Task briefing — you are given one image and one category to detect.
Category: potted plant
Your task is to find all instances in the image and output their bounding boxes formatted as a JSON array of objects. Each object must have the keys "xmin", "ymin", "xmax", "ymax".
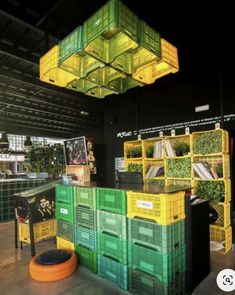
[
  {"xmin": 174, "ymin": 142, "xmax": 190, "ymax": 156},
  {"xmin": 146, "ymin": 145, "xmax": 154, "ymax": 158},
  {"xmin": 133, "ymin": 146, "xmax": 142, "ymax": 158},
  {"xmin": 126, "ymin": 147, "xmax": 133, "ymax": 158}
]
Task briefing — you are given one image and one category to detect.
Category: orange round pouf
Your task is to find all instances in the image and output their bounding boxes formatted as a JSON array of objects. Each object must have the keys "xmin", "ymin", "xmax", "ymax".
[{"xmin": 29, "ymin": 251, "xmax": 77, "ymax": 282}]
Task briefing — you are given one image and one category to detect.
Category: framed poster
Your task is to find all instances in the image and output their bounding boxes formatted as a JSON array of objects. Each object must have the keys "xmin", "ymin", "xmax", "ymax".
[{"xmin": 64, "ymin": 136, "xmax": 87, "ymax": 165}]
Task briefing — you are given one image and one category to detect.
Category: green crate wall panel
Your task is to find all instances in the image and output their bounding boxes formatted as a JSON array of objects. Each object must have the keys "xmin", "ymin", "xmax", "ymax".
[
  {"xmin": 75, "ymin": 245, "xmax": 98, "ymax": 273},
  {"xmin": 97, "ymin": 232, "xmax": 127, "ymax": 264},
  {"xmin": 75, "ymin": 225, "xmax": 97, "ymax": 251},
  {"xmin": 96, "ymin": 188, "xmax": 126, "ymax": 215},
  {"xmin": 129, "ymin": 269, "xmax": 185, "ymax": 295},
  {"xmin": 97, "ymin": 210, "xmax": 127, "ymax": 239},
  {"xmin": 74, "ymin": 186, "xmax": 96, "ymax": 209},
  {"xmin": 98, "ymin": 255, "xmax": 128, "ymax": 290},
  {"xmin": 128, "ymin": 243, "xmax": 186, "ymax": 284},
  {"xmin": 55, "ymin": 202, "xmax": 75, "ymax": 224},
  {"xmin": 128, "ymin": 218, "xmax": 185, "ymax": 253},
  {"xmin": 75, "ymin": 206, "xmax": 96, "ymax": 230},
  {"xmin": 57, "ymin": 219, "xmax": 75, "ymax": 242},
  {"xmin": 56, "ymin": 184, "xmax": 74, "ymax": 204}
]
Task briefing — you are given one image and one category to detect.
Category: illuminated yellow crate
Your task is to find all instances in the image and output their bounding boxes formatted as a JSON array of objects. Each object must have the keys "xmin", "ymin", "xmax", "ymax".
[
  {"xmin": 132, "ymin": 39, "xmax": 179, "ymax": 84},
  {"xmin": 192, "ymin": 129, "xmax": 229, "ymax": 155},
  {"xmin": 127, "ymin": 191, "xmax": 185, "ymax": 225},
  {"xmin": 210, "ymin": 225, "xmax": 232, "ymax": 254},
  {"xmin": 86, "ymin": 66, "xmax": 126, "ymax": 86},
  {"xmin": 192, "ymin": 154, "xmax": 230, "ymax": 179},
  {"xmin": 18, "ymin": 219, "xmax": 56, "ymax": 244},
  {"xmin": 125, "ymin": 159, "xmax": 143, "ymax": 173},
  {"xmin": 142, "ymin": 137, "xmax": 165, "ymax": 159},
  {"xmin": 107, "ymin": 76, "xmax": 143, "ymax": 93},
  {"xmin": 164, "ymin": 134, "xmax": 191, "ymax": 157},
  {"xmin": 66, "ymin": 79, "xmax": 98, "ymax": 93},
  {"xmin": 85, "ymin": 86, "xmax": 116, "ymax": 99},
  {"xmin": 39, "ymin": 45, "xmax": 76, "ymax": 87},
  {"xmin": 56, "ymin": 236, "xmax": 75, "ymax": 251},
  {"xmin": 211, "ymin": 202, "xmax": 231, "ymax": 228},
  {"xmin": 192, "ymin": 179, "xmax": 231, "ymax": 203},
  {"xmin": 124, "ymin": 140, "xmax": 143, "ymax": 160}
]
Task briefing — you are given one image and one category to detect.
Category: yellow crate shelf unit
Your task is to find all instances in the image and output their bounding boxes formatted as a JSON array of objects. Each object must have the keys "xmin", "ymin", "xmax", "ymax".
[
  {"xmin": 191, "ymin": 129, "xmax": 229, "ymax": 155},
  {"xmin": 164, "ymin": 134, "xmax": 191, "ymax": 158},
  {"xmin": 210, "ymin": 202, "xmax": 231, "ymax": 229},
  {"xmin": 192, "ymin": 179, "xmax": 231, "ymax": 204},
  {"xmin": 209, "ymin": 225, "xmax": 232, "ymax": 254},
  {"xmin": 192, "ymin": 154, "xmax": 230, "ymax": 179},
  {"xmin": 18, "ymin": 219, "xmax": 56, "ymax": 244},
  {"xmin": 127, "ymin": 191, "xmax": 185, "ymax": 225},
  {"xmin": 142, "ymin": 137, "xmax": 165, "ymax": 159}
]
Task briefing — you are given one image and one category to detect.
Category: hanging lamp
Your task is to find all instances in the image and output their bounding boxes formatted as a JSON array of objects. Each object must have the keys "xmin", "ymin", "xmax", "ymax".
[{"xmin": 24, "ymin": 135, "xmax": 33, "ymax": 147}]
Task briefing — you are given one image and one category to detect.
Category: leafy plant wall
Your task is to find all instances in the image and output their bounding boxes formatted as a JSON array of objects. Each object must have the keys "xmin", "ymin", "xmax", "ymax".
[{"xmin": 25, "ymin": 143, "xmax": 65, "ymax": 179}]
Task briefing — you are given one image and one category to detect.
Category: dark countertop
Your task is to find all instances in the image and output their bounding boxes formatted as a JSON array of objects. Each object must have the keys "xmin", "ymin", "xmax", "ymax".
[
  {"xmin": 14, "ymin": 181, "xmax": 58, "ymax": 198},
  {"xmin": 70, "ymin": 181, "xmax": 191, "ymax": 194}
]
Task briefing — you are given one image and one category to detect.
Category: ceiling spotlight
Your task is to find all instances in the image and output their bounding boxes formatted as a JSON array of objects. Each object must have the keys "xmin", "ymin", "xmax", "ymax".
[{"xmin": 80, "ymin": 111, "xmax": 89, "ymax": 116}]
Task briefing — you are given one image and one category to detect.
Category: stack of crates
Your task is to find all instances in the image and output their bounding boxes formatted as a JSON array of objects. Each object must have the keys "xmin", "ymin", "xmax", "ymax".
[
  {"xmin": 127, "ymin": 191, "xmax": 186, "ymax": 295},
  {"xmin": 96, "ymin": 188, "xmax": 128, "ymax": 290},
  {"xmin": 74, "ymin": 186, "xmax": 98, "ymax": 273},
  {"xmin": 55, "ymin": 184, "xmax": 75, "ymax": 251}
]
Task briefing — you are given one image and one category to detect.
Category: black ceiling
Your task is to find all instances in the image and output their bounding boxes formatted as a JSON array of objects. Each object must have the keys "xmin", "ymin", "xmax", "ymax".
[{"xmin": 0, "ymin": 0, "xmax": 225, "ymax": 138}]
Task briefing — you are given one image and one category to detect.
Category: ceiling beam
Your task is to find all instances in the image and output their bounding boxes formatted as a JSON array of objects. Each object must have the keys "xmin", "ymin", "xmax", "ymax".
[
  {"xmin": 0, "ymin": 67, "xmax": 103, "ymax": 110},
  {"xmin": 0, "ymin": 41, "xmax": 39, "ymax": 65}
]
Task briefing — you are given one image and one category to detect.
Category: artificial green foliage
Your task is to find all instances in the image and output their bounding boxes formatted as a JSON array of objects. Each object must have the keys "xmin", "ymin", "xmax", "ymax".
[
  {"xmin": 216, "ymin": 162, "xmax": 223, "ymax": 178},
  {"xmin": 146, "ymin": 179, "xmax": 165, "ymax": 186},
  {"xmin": 193, "ymin": 130, "xmax": 222, "ymax": 154},
  {"xmin": 127, "ymin": 163, "xmax": 143, "ymax": 172},
  {"xmin": 132, "ymin": 146, "xmax": 142, "ymax": 157},
  {"xmin": 166, "ymin": 158, "xmax": 191, "ymax": 178},
  {"xmin": 195, "ymin": 180, "xmax": 225, "ymax": 204},
  {"xmin": 174, "ymin": 142, "xmax": 190, "ymax": 156},
  {"xmin": 126, "ymin": 147, "xmax": 133, "ymax": 158},
  {"xmin": 146, "ymin": 145, "xmax": 154, "ymax": 158},
  {"xmin": 26, "ymin": 143, "xmax": 65, "ymax": 179}
]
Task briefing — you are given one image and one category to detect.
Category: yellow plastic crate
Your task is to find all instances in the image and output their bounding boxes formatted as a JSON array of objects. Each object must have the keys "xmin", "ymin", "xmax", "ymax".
[
  {"xmin": 164, "ymin": 134, "xmax": 191, "ymax": 157},
  {"xmin": 66, "ymin": 79, "xmax": 98, "ymax": 93},
  {"xmin": 56, "ymin": 236, "xmax": 75, "ymax": 251},
  {"xmin": 85, "ymin": 86, "xmax": 116, "ymax": 99},
  {"xmin": 125, "ymin": 159, "xmax": 143, "ymax": 173},
  {"xmin": 143, "ymin": 158, "xmax": 165, "ymax": 179},
  {"xmin": 142, "ymin": 137, "xmax": 165, "ymax": 159},
  {"xmin": 124, "ymin": 140, "xmax": 143, "ymax": 159},
  {"xmin": 192, "ymin": 129, "xmax": 229, "ymax": 155},
  {"xmin": 132, "ymin": 39, "xmax": 179, "ymax": 84},
  {"xmin": 192, "ymin": 154, "xmax": 230, "ymax": 179},
  {"xmin": 165, "ymin": 178, "xmax": 192, "ymax": 188},
  {"xmin": 107, "ymin": 76, "xmax": 143, "ymax": 93},
  {"xmin": 192, "ymin": 179, "xmax": 231, "ymax": 203},
  {"xmin": 86, "ymin": 66, "xmax": 126, "ymax": 86},
  {"xmin": 39, "ymin": 45, "xmax": 76, "ymax": 87},
  {"xmin": 127, "ymin": 191, "xmax": 185, "ymax": 225},
  {"xmin": 211, "ymin": 202, "xmax": 231, "ymax": 228},
  {"xmin": 18, "ymin": 219, "xmax": 56, "ymax": 244},
  {"xmin": 210, "ymin": 225, "xmax": 232, "ymax": 254}
]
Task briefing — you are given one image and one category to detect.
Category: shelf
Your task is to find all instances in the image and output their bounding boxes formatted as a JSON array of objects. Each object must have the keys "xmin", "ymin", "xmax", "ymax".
[
  {"xmin": 193, "ymin": 177, "xmax": 226, "ymax": 181},
  {"xmin": 165, "ymin": 155, "xmax": 191, "ymax": 159},
  {"xmin": 143, "ymin": 158, "xmax": 164, "ymax": 161},
  {"xmin": 193, "ymin": 153, "xmax": 227, "ymax": 157},
  {"xmin": 166, "ymin": 177, "xmax": 192, "ymax": 180},
  {"xmin": 144, "ymin": 176, "xmax": 165, "ymax": 180},
  {"xmin": 125, "ymin": 157, "xmax": 143, "ymax": 161}
]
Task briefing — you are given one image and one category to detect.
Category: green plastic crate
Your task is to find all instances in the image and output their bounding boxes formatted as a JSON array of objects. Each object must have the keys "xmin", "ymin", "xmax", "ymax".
[
  {"xmin": 57, "ymin": 219, "xmax": 74, "ymax": 242},
  {"xmin": 129, "ymin": 269, "xmax": 185, "ymax": 295},
  {"xmin": 128, "ymin": 219, "xmax": 185, "ymax": 253},
  {"xmin": 128, "ymin": 243, "xmax": 186, "ymax": 284},
  {"xmin": 56, "ymin": 184, "xmax": 74, "ymax": 204},
  {"xmin": 137, "ymin": 20, "xmax": 161, "ymax": 61},
  {"xmin": 97, "ymin": 232, "xmax": 127, "ymax": 264},
  {"xmin": 75, "ymin": 206, "xmax": 96, "ymax": 230},
  {"xmin": 96, "ymin": 188, "xmax": 126, "ymax": 215},
  {"xmin": 98, "ymin": 255, "xmax": 128, "ymax": 290},
  {"xmin": 55, "ymin": 202, "xmax": 74, "ymax": 224},
  {"xmin": 75, "ymin": 225, "xmax": 97, "ymax": 251},
  {"xmin": 83, "ymin": 0, "xmax": 138, "ymax": 63},
  {"xmin": 59, "ymin": 26, "xmax": 83, "ymax": 63},
  {"xmin": 75, "ymin": 245, "xmax": 97, "ymax": 273},
  {"xmin": 97, "ymin": 210, "xmax": 127, "ymax": 239},
  {"xmin": 74, "ymin": 186, "xmax": 96, "ymax": 209}
]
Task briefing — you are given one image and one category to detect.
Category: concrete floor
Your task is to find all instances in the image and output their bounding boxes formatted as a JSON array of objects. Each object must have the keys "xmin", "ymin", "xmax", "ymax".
[{"xmin": 0, "ymin": 221, "xmax": 234, "ymax": 295}]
